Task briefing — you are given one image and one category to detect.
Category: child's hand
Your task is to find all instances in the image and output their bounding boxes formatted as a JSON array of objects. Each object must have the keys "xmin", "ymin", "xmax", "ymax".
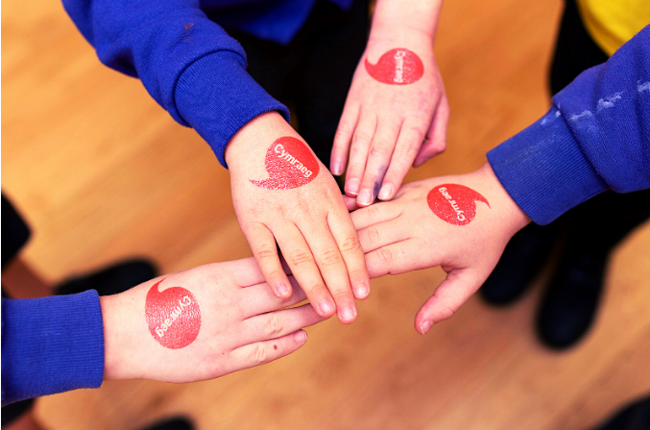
[
  {"xmin": 226, "ymin": 112, "xmax": 370, "ymax": 325},
  {"xmin": 351, "ymin": 164, "xmax": 530, "ymax": 334},
  {"xmin": 101, "ymin": 257, "xmax": 324, "ymax": 383},
  {"xmin": 331, "ymin": 1, "xmax": 448, "ymax": 206}
]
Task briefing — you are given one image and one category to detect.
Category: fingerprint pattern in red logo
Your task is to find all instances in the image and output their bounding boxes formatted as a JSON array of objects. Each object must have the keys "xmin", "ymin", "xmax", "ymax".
[
  {"xmin": 427, "ymin": 184, "xmax": 490, "ymax": 226},
  {"xmin": 365, "ymin": 48, "xmax": 424, "ymax": 85},
  {"xmin": 250, "ymin": 136, "xmax": 320, "ymax": 190},
  {"xmin": 145, "ymin": 279, "xmax": 201, "ymax": 349}
]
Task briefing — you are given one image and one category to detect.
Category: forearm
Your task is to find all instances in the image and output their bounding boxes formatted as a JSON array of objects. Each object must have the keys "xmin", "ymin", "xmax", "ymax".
[
  {"xmin": 488, "ymin": 24, "xmax": 650, "ymax": 225},
  {"xmin": 1, "ymin": 292, "xmax": 105, "ymax": 406}
]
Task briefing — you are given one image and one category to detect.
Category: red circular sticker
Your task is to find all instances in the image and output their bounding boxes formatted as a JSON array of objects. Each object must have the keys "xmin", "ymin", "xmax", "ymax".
[
  {"xmin": 146, "ymin": 279, "xmax": 201, "ymax": 349},
  {"xmin": 250, "ymin": 136, "xmax": 320, "ymax": 190},
  {"xmin": 427, "ymin": 184, "xmax": 490, "ymax": 226},
  {"xmin": 365, "ymin": 48, "xmax": 424, "ymax": 85}
]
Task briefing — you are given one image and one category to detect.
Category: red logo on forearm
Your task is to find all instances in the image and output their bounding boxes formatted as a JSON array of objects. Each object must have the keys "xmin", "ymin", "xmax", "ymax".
[
  {"xmin": 365, "ymin": 48, "xmax": 424, "ymax": 85},
  {"xmin": 145, "ymin": 279, "xmax": 201, "ymax": 349},
  {"xmin": 427, "ymin": 184, "xmax": 490, "ymax": 226},
  {"xmin": 250, "ymin": 136, "xmax": 320, "ymax": 190}
]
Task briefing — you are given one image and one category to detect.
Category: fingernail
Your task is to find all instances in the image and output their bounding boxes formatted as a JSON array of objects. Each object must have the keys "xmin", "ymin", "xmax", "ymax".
[
  {"xmin": 357, "ymin": 189, "xmax": 373, "ymax": 206},
  {"xmin": 339, "ymin": 306, "xmax": 357, "ymax": 323},
  {"xmin": 355, "ymin": 283, "xmax": 369, "ymax": 299},
  {"xmin": 420, "ymin": 320, "xmax": 433, "ymax": 334},
  {"xmin": 277, "ymin": 283, "xmax": 290, "ymax": 298},
  {"xmin": 331, "ymin": 161, "xmax": 343, "ymax": 176},
  {"xmin": 294, "ymin": 330, "xmax": 307, "ymax": 343},
  {"xmin": 319, "ymin": 300, "xmax": 335, "ymax": 315},
  {"xmin": 378, "ymin": 184, "xmax": 393, "ymax": 200},
  {"xmin": 346, "ymin": 178, "xmax": 360, "ymax": 196}
]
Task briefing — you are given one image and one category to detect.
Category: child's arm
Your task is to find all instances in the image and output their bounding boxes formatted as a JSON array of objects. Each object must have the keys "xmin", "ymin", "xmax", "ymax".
[
  {"xmin": 1, "ymin": 258, "xmax": 322, "ymax": 406},
  {"xmin": 62, "ymin": 0, "xmax": 370, "ymax": 324},
  {"xmin": 350, "ymin": 23, "xmax": 650, "ymax": 334},
  {"xmin": 331, "ymin": 0, "xmax": 448, "ymax": 205}
]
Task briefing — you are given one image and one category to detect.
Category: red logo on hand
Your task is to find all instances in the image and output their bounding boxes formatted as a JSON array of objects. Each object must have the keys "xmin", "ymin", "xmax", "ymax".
[
  {"xmin": 427, "ymin": 184, "xmax": 490, "ymax": 226},
  {"xmin": 250, "ymin": 136, "xmax": 320, "ymax": 190},
  {"xmin": 365, "ymin": 48, "xmax": 424, "ymax": 85},
  {"xmin": 146, "ymin": 279, "xmax": 201, "ymax": 349}
]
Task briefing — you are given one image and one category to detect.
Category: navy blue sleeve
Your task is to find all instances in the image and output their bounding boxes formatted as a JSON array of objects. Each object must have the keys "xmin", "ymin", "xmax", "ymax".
[
  {"xmin": 488, "ymin": 25, "xmax": 650, "ymax": 225},
  {"xmin": 1, "ymin": 291, "xmax": 105, "ymax": 406},
  {"xmin": 62, "ymin": 0, "xmax": 289, "ymax": 167}
]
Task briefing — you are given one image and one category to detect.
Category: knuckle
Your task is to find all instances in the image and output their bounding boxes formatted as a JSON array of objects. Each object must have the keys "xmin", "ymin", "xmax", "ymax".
[
  {"xmin": 335, "ymin": 123, "xmax": 352, "ymax": 140},
  {"xmin": 366, "ymin": 226, "xmax": 381, "ymax": 244},
  {"xmin": 254, "ymin": 245, "xmax": 278, "ymax": 261},
  {"xmin": 251, "ymin": 343, "xmax": 270, "ymax": 365},
  {"xmin": 377, "ymin": 248, "xmax": 394, "ymax": 265},
  {"xmin": 290, "ymin": 251, "xmax": 314, "ymax": 267},
  {"xmin": 369, "ymin": 143, "xmax": 391, "ymax": 158},
  {"xmin": 339, "ymin": 236, "xmax": 361, "ymax": 254},
  {"xmin": 320, "ymin": 249, "xmax": 342, "ymax": 268},
  {"xmin": 353, "ymin": 130, "xmax": 372, "ymax": 146},
  {"xmin": 264, "ymin": 314, "xmax": 284, "ymax": 337}
]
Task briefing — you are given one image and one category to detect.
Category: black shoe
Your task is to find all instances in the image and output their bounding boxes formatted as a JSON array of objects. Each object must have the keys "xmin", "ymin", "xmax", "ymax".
[
  {"xmin": 593, "ymin": 395, "xmax": 650, "ymax": 430},
  {"xmin": 55, "ymin": 259, "xmax": 157, "ymax": 296},
  {"xmin": 479, "ymin": 222, "xmax": 559, "ymax": 306},
  {"xmin": 141, "ymin": 417, "xmax": 194, "ymax": 430},
  {"xmin": 536, "ymin": 241, "xmax": 608, "ymax": 350}
]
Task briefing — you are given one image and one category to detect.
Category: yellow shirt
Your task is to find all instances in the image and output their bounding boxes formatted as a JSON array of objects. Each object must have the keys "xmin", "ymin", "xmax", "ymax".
[{"xmin": 576, "ymin": 0, "xmax": 650, "ymax": 56}]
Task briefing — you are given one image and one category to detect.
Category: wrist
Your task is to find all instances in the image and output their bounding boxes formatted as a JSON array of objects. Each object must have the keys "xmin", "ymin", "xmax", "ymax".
[
  {"xmin": 369, "ymin": 0, "xmax": 443, "ymax": 42},
  {"xmin": 101, "ymin": 293, "xmax": 139, "ymax": 380},
  {"xmin": 477, "ymin": 162, "xmax": 531, "ymax": 235},
  {"xmin": 224, "ymin": 111, "xmax": 295, "ymax": 169}
]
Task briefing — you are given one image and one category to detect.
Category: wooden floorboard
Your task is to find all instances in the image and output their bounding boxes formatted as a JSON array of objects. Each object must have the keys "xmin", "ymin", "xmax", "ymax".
[{"xmin": 3, "ymin": 0, "xmax": 650, "ymax": 429}]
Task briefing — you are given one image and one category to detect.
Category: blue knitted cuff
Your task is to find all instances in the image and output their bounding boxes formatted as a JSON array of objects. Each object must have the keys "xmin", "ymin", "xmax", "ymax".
[
  {"xmin": 175, "ymin": 51, "xmax": 290, "ymax": 167},
  {"xmin": 1, "ymin": 291, "xmax": 105, "ymax": 405},
  {"xmin": 487, "ymin": 106, "xmax": 608, "ymax": 225}
]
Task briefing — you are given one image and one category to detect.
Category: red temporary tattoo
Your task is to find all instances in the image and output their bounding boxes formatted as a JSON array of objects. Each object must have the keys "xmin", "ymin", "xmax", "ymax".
[
  {"xmin": 146, "ymin": 279, "xmax": 201, "ymax": 349},
  {"xmin": 250, "ymin": 136, "xmax": 319, "ymax": 190},
  {"xmin": 365, "ymin": 48, "xmax": 424, "ymax": 85},
  {"xmin": 427, "ymin": 184, "xmax": 490, "ymax": 226}
]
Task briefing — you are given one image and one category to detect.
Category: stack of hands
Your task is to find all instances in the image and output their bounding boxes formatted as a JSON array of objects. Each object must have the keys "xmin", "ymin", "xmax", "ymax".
[{"xmin": 100, "ymin": 0, "xmax": 530, "ymax": 386}]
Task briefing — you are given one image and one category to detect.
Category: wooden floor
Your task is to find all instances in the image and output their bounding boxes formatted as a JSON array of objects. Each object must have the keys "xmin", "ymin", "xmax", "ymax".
[{"xmin": 3, "ymin": 0, "xmax": 650, "ymax": 429}]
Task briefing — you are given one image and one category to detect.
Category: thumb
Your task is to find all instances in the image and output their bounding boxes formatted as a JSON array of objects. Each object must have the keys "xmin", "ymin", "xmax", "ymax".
[{"xmin": 414, "ymin": 267, "xmax": 482, "ymax": 334}]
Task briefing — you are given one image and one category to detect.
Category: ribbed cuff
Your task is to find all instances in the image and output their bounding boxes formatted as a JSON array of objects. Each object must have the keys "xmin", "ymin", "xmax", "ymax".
[
  {"xmin": 174, "ymin": 51, "xmax": 290, "ymax": 167},
  {"xmin": 487, "ymin": 106, "xmax": 608, "ymax": 225},
  {"xmin": 1, "ymin": 291, "xmax": 105, "ymax": 406}
]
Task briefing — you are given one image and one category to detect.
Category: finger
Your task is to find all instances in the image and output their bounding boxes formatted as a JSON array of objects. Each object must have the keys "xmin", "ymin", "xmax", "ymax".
[
  {"xmin": 226, "ymin": 329, "xmax": 309, "ymax": 374},
  {"xmin": 302, "ymin": 221, "xmax": 358, "ymax": 324},
  {"xmin": 350, "ymin": 200, "xmax": 402, "ymax": 230},
  {"xmin": 344, "ymin": 194, "xmax": 360, "ymax": 211},
  {"xmin": 377, "ymin": 117, "xmax": 427, "ymax": 201},
  {"xmin": 414, "ymin": 268, "xmax": 482, "ymax": 334},
  {"xmin": 356, "ymin": 120, "xmax": 400, "ymax": 207},
  {"xmin": 242, "ymin": 303, "xmax": 323, "ymax": 343},
  {"xmin": 327, "ymin": 209, "xmax": 370, "ymax": 300},
  {"xmin": 364, "ymin": 239, "xmax": 430, "ymax": 279},
  {"xmin": 414, "ymin": 95, "xmax": 449, "ymax": 167},
  {"xmin": 344, "ymin": 112, "xmax": 377, "ymax": 197},
  {"xmin": 357, "ymin": 217, "xmax": 410, "ymax": 254},
  {"xmin": 231, "ymin": 257, "xmax": 267, "ymax": 287},
  {"xmin": 276, "ymin": 223, "xmax": 336, "ymax": 318},
  {"xmin": 245, "ymin": 222, "xmax": 292, "ymax": 299},
  {"xmin": 239, "ymin": 277, "xmax": 308, "ymax": 317},
  {"xmin": 331, "ymin": 102, "xmax": 360, "ymax": 176}
]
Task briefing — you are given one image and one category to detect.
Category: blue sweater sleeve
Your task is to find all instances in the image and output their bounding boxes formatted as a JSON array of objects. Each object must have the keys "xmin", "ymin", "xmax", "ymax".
[
  {"xmin": 1, "ymin": 291, "xmax": 105, "ymax": 406},
  {"xmin": 487, "ymin": 25, "xmax": 650, "ymax": 225},
  {"xmin": 62, "ymin": 0, "xmax": 289, "ymax": 167}
]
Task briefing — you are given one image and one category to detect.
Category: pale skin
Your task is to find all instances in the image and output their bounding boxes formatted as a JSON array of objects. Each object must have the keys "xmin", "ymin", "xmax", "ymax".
[
  {"xmin": 102, "ymin": 257, "xmax": 324, "ymax": 382},
  {"xmin": 350, "ymin": 163, "xmax": 530, "ymax": 334},
  {"xmin": 332, "ymin": 0, "xmax": 449, "ymax": 206},
  {"xmin": 225, "ymin": 112, "xmax": 370, "ymax": 325}
]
